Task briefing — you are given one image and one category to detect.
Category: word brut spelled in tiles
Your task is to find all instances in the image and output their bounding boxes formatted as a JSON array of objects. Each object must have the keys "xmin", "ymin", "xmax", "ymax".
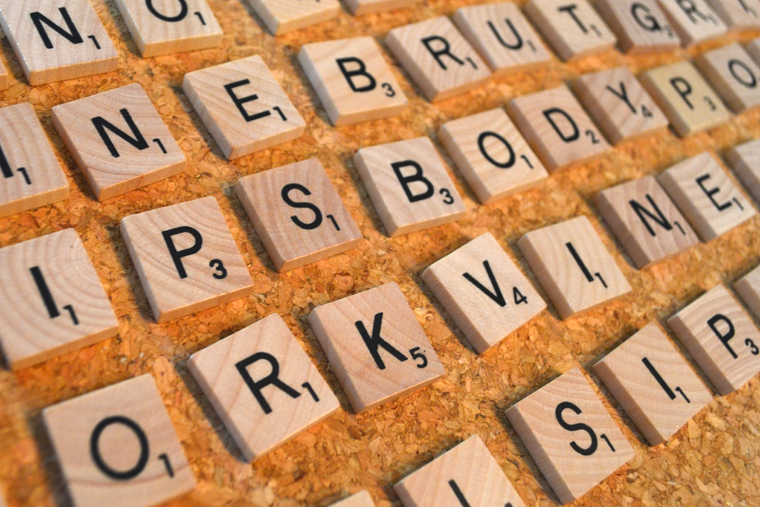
[
  {"xmin": 188, "ymin": 314, "xmax": 340, "ymax": 462},
  {"xmin": 120, "ymin": 196, "xmax": 254, "ymax": 322},
  {"xmin": 695, "ymin": 43, "xmax": 760, "ymax": 113},
  {"xmin": 42, "ymin": 375, "xmax": 196, "ymax": 507},
  {"xmin": 656, "ymin": 0, "xmax": 727, "ymax": 46},
  {"xmin": 0, "ymin": 0, "xmax": 119, "ymax": 85},
  {"xmin": 706, "ymin": 0, "xmax": 760, "ymax": 29},
  {"xmin": 308, "ymin": 283, "xmax": 445, "ymax": 413},
  {"xmin": 735, "ymin": 264, "xmax": 760, "ymax": 320},
  {"xmin": 596, "ymin": 0, "xmax": 680, "ymax": 53},
  {"xmin": 726, "ymin": 138, "xmax": 760, "ymax": 203},
  {"xmin": 343, "ymin": 0, "xmax": 415, "ymax": 15},
  {"xmin": 243, "ymin": 0, "xmax": 340, "ymax": 35}
]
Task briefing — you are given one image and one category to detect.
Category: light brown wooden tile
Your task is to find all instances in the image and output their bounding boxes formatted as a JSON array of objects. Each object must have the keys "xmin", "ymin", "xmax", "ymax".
[
  {"xmin": 308, "ymin": 282, "xmax": 445, "ymax": 413},
  {"xmin": 120, "ymin": 196, "xmax": 254, "ymax": 323},
  {"xmin": 113, "ymin": 0, "xmax": 222, "ymax": 57},
  {"xmin": 187, "ymin": 313, "xmax": 341, "ymax": 462},
  {"xmin": 640, "ymin": 60, "xmax": 730, "ymax": 137},
  {"xmin": 329, "ymin": 491, "xmax": 376, "ymax": 507},
  {"xmin": 747, "ymin": 36, "xmax": 760, "ymax": 64},
  {"xmin": 596, "ymin": 175, "xmax": 700, "ymax": 268},
  {"xmin": 593, "ymin": 322, "xmax": 713, "ymax": 445},
  {"xmin": 656, "ymin": 0, "xmax": 727, "ymax": 46},
  {"xmin": 726, "ymin": 138, "xmax": 760, "ymax": 203},
  {"xmin": 385, "ymin": 16, "xmax": 491, "ymax": 102},
  {"xmin": 342, "ymin": 0, "xmax": 415, "ymax": 15},
  {"xmin": 235, "ymin": 158, "xmax": 363, "ymax": 272},
  {"xmin": 42, "ymin": 375, "xmax": 195, "ymax": 507},
  {"xmin": 507, "ymin": 85, "xmax": 611, "ymax": 172},
  {"xmin": 0, "ymin": 229, "xmax": 118, "ymax": 370},
  {"xmin": 695, "ymin": 43, "xmax": 760, "ymax": 114},
  {"xmin": 353, "ymin": 137, "xmax": 466, "ymax": 237},
  {"xmin": 706, "ymin": 0, "xmax": 760, "ymax": 29},
  {"xmin": 52, "ymin": 83, "xmax": 186, "ymax": 201},
  {"xmin": 242, "ymin": 0, "xmax": 339, "ymax": 35},
  {"xmin": 0, "ymin": 103, "xmax": 69, "ymax": 219},
  {"xmin": 517, "ymin": 215, "xmax": 632, "ymax": 319},
  {"xmin": 668, "ymin": 284, "xmax": 760, "ymax": 395},
  {"xmin": 596, "ymin": 0, "xmax": 681, "ymax": 53},
  {"xmin": 438, "ymin": 107, "xmax": 548, "ymax": 204},
  {"xmin": 394, "ymin": 435, "xmax": 528, "ymax": 507},
  {"xmin": 182, "ymin": 55, "xmax": 305, "ymax": 160},
  {"xmin": 658, "ymin": 151, "xmax": 756, "ymax": 241},
  {"xmin": 506, "ymin": 368, "xmax": 635, "ymax": 505},
  {"xmin": 0, "ymin": 0, "xmax": 119, "ymax": 85},
  {"xmin": 298, "ymin": 37, "xmax": 408, "ymax": 126},
  {"xmin": 735, "ymin": 264, "xmax": 760, "ymax": 320},
  {"xmin": 422, "ymin": 232, "xmax": 546, "ymax": 354}
]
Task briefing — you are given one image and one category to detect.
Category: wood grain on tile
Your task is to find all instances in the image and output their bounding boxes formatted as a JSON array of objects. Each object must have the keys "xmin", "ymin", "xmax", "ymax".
[
  {"xmin": 596, "ymin": 0, "xmax": 680, "ymax": 53},
  {"xmin": 726, "ymin": 138, "xmax": 760, "ymax": 204},
  {"xmin": 243, "ymin": 0, "xmax": 340, "ymax": 35},
  {"xmin": 656, "ymin": 0, "xmax": 727, "ymax": 46}
]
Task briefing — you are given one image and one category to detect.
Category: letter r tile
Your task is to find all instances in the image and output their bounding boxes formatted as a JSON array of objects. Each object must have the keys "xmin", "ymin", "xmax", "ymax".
[{"xmin": 308, "ymin": 283, "xmax": 445, "ymax": 413}]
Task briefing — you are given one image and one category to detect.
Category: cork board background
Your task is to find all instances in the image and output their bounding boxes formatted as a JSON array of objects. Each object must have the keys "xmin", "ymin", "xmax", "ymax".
[{"xmin": 0, "ymin": 1, "xmax": 759, "ymax": 506}]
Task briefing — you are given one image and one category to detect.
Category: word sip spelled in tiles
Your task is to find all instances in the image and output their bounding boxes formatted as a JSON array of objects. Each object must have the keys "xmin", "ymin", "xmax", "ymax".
[
  {"xmin": 329, "ymin": 491, "xmax": 376, "ymax": 507},
  {"xmin": 727, "ymin": 138, "xmax": 760, "ymax": 204},
  {"xmin": 695, "ymin": 43, "xmax": 760, "ymax": 113},
  {"xmin": 42, "ymin": 375, "xmax": 195, "ymax": 507},
  {"xmin": 706, "ymin": 0, "xmax": 760, "ymax": 29},
  {"xmin": 188, "ymin": 314, "xmax": 340, "ymax": 462},
  {"xmin": 308, "ymin": 283, "xmax": 445, "ymax": 413},
  {"xmin": 657, "ymin": 0, "xmax": 727, "ymax": 46},
  {"xmin": 735, "ymin": 264, "xmax": 760, "ymax": 320},
  {"xmin": 243, "ymin": 0, "xmax": 340, "ymax": 35},
  {"xmin": 595, "ymin": 0, "xmax": 680, "ymax": 53}
]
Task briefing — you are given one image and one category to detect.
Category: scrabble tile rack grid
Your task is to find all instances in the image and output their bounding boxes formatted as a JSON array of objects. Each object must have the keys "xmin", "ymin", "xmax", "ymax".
[{"xmin": 0, "ymin": 1, "xmax": 759, "ymax": 506}]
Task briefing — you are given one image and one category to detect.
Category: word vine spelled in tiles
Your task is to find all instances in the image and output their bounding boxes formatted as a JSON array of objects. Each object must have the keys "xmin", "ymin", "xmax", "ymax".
[
  {"xmin": 188, "ymin": 314, "xmax": 340, "ymax": 462},
  {"xmin": 706, "ymin": 0, "xmax": 760, "ymax": 29},
  {"xmin": 0, "ymin": 0, "xmax": 118, "ymax": 85},
  {"xmin": 593, "ymin": 322, "xmax": 713, "ymax": 445},
  {"xmin": 120, "ymin": 196, "xmax": 254, "ymax": 322},
  {"xmin": 518, "ymin": 215, "xmax": 632, "ymax": 319},
  {"xmin": 385, "ymin": 16, "xmax": 491, "ymax": 102},
  {"xmin": 298, "ymin": 37, "xmax": 408, "ymax": 127},
  {"xmin": 308, "ymin": 283, "xmax": 445, "ymax": 413},
  {"xmin": 596, "ymin": 0, "xmax": 680, "ymax": 53},
  {"xmin": 668, "ymin": 285, "xmax": 760, "ymax": 395},
  {"xmin": 329, "ymin": 491, "xmax": 376, "ymax": 507},
  {"xmin": 42, "ymin": 375, "xmax": 195, "ymax": 507},
  {"xmin": 727, "ymin": 138, "xmax": 760, "ymax": 203},
  {"xmin": 695, "ymin": 43, "xmax": 760, "ymax": 114},
  {"xmin": 656, "ymin": 0, "xmax": 727, "ymax": 46},
  {"xmin": 735, "ymin": 264, "xmax": 760, "ymax": 319},
  {"xmin": 243, "ymin": 0, "xmax": 339, "ymax": 35},
  {"xmin": 235, "ymin": 158, "xmax": 363, "ymax": 272},
  {"xmin": 0, "ymin": 229, "xmax": 118, "ymax": 370},
  {"xmin": 52, "ymin": 83, "xmax": 187, "ymax": 201},
  {"xmin": 394, "ymin": 435, "xmax": 527, "ymax": 507},
  {"xmin": 182, "ymin": 55, "xmax": 305, "ymax": 160},
  {"xmin": 506, "ymin": 368, "xmax": 635, "ymax": 504}
]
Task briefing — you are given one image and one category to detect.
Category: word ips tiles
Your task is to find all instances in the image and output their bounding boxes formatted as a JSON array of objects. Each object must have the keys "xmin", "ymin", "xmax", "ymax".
[
  {"xmin": 595, "ymin": 0, "xmax": 680, "ymax": 53},
  {"xmin": 243, "ymin": 0, "xmax": 339, "ymax": 35},
  {"xmin": 657, "ymin": 0, "xmax": 727, "ymax": 46}
]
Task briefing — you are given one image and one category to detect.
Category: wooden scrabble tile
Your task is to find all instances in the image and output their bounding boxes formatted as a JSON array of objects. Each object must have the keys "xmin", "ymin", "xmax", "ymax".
[
  {"xmin": 182, "ymin": 55, "xmax": 305, "ymax": 160},
  {"xmin": 421, "ymin": 233, "xmax": 546, "ymax": 354},
  {"xmin": 506, "ymin": 368, "xmax": 635, "ymax": 504},
  {"xmin": 452, "ymin": 2, "xmax": 553, "ymax": 74},
  {"xmin": 438, "ymin": 108, "xmax": 548, "ymax": 204},
  {"xmin": 42, "ymin": 375, "xmax": 195, "ymax": 507},
  {"xmin": 596, "ymin": 0, "xmax": 681, "ymax": 53},
  {"xmin": 668, "ymin": 284, "xmax": 760, "ymax": 395},
  {"xmin": 120, "ymin": 196, "xmax": 254, "ymax": 323},
  {"xmin": 658, "ymin": 152, "xmax": 756, "ymax": 241},
  {"xmin": 735, "ymin": 264, "xmax": 760, "ymax": 319},
  {"xmin": 52, "ymin": 83, "xmax": 186, "ymax": 201},
  {"xmin": 298, "ymin": 37, "xmax": 408, "ymax": 127},
  {"xmin": 329, "ymin": 491, "xmax": 376, "ymax": 507},
  {"xmin": 308, "ymin": 282, "xmax": 445, "ymax": 413},
  {"xmin": 747, "ymin": 36, "xmax": 760, "ymax": 64},
  {"xmin": 706, "ymin": 0, "xmax": 760, "ymax": 29},
  {"xmin": 656, "ymin": 0, "xmax": 727, "ymax": 46},
  {"xmin": 507, "ymin": 85, "xmax": 611, "ymax": 172},
  {"xmin": 0, "ymin": 229, "xmax": 118, "ymax": 370},
  {"xmin": 235, "ymin": 158, "xmax": 362, "ymax": 272},
  {"xmin": 342, "ymin": 0, "xmax": 415, "ymax": 15},
  {"xmin": 595, "ymin": 175, "xmax": 700, "ymax": 268},
  {"xmin": 524, "ymin": 0, "xmax": 617, "ymax": 62},
  {"xmin": 640, "ymin": 61, "xmax": 730, "ymax": 137},
  {"xmin": 0, "ymin": 103, "xmax": 69, "ymax": 219},
  {"xmin": 385, "ymin": 16, "xmax": 491, "ymax": 102},
  {"xmin": 726, "ymin": 138, "xmax": 760, "ymax": 203},
  {"xmin": 242, "ymin": 0, "xmax": 339, "ymax": 35},
  {"xmin": 188, "ymin": 314, "xmax": 340, "ymax": 462},
  {"xmin": 353, "ymin": 137, "xmax": 466, "ymax": 237},
  {"xmin": 517, "ymin": 215, "xmax": 632, "ymax": 319},
  {"xmin": 574, "ymin": 67, "xmax": 669, "ymax": 145},
  {"xmin": 394, "ymin": 435, "xmax": 528, "ymax": 507},
  {"xmin": 593, "ymin": 322, "xmax": 712, "ymax": 445},
  {"xmin": 0, "ymin": 0, "xmax": 119, "ymax": 85},
  {"xmin": 695, "ymin": 43, "xmax": 760, "ymax": 114}
]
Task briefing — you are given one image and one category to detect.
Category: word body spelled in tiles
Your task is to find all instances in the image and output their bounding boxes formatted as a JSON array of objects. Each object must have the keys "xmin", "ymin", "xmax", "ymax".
[
  {"xmin": 726, "ymin": 138, "xmax": 760, "ymax": 203},
  {"xmin": 695, "ymin": 43, "xmax": 760, "ymax": 113},
  {"xmin": 0, "ymin": 0, "xmax": 119, "ymax": 85},
  {"xmin": 298, "ymin": 37, "xmax": 408, "ymax": 127},
  {"xmin": 506, "ymin": 368, "xmax": 635, "ymax": 504},
  {"xmin": 668, "ymin": 285, "xmax": 760, "ymax": 395},
  {"xmin": 308, "ymin": 283, "xmax": 445, "ymax": 413},
  {"xmin": 735, "ymin": 264, "xmax": 760, "ymax": 319},
  {"xmin": 188, "ymin": 314, "xmax": 340, "ymax": 462},
  {"xmin": 120, "ymin": 196, "xmax": 254, "ymax": 322},
  {"xmin": 0, "ymin": 229, "xmax": 118, "ymax": 370},
  {"xmin": 113, "ymin": 0, "xmax": 222, "ymax": 57},
  {"xmin": 394, "ymin": 435, "xmax": 527, "ymax": 507},
  {"xmin": 182, "ymin": 55, "xmax": 305, "ymax": 160},
  {"xmin": 243, "ymin": 0, "xmax": 339, "ymax": 35},
  {"xmin": 52, "ymin": 84, "xmax": 186, "ymax": 201},
  {"xmin": 593, "ymin": 322, "xmax": 712, "ymax": 445},
  {"xmin": 329, "ymin": 491, "xmax": 376, "ymax": 507},
  {"xmin": 385, "ymin": 16, "xmax": 491, "ymax": 102},
  {"xmin": 43, "ymin": 375, "xmax": 195, "ymax": 507},
  {"xmin": 235, "ymin": 158, "xmax": 362, "ymax": 272},
  {"xmin": 706, "ymin": 0, "xmax": 760, "ymax": 29},
  {"xmin": 656, "ymin": 0, "xmax": 727, "ymax": 46},
  {"xmin": 422, "ymin": 233, "xmax": 546, "ymax": 354},
  {"xmin": 596, "ymin": 0, "xmax": 680, "ymax": 53},
  {"xmin": 518, "ymin": 216, "xmax": 632, "ymax": 319},
  {"xmin": 658, "ymin": 152, "xmax": 755, "ymax": 241}
]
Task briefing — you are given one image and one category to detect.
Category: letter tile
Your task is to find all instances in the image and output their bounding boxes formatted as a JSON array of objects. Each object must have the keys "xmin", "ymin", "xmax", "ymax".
[
  {"xmin": 747, "ymin": 36, "xmax": 760, "ymax": 64},
  {"xmin": 706, "ymin": 0, "xmax": 760, "ymax": 29},
  {"xmin": 695, "ymin": 42, "xmax": 760, "ymax": 113},
  {"xmin": 726, "ymin": 138, "xmax": 760, "ymax": 203},
  {"xmin": 735, "ymin": 264, "xmax": 760, "ymax": 320},
  {"xmin": 596, "ymin": 0, "xmax": 681, "ymax": 53},
  {"xmin": 656, "ymin": 0, "xmax": 727, "ymax": 46},
  {"xmin": 242, "ymin": 0, "xmax": 340, "ymax": 35}
]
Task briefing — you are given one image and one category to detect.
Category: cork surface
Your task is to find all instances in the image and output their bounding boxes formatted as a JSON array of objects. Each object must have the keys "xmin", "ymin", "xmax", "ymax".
[{"xmin": 0, "ymin": 1, "xmax": 759, "ymax": 507}]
